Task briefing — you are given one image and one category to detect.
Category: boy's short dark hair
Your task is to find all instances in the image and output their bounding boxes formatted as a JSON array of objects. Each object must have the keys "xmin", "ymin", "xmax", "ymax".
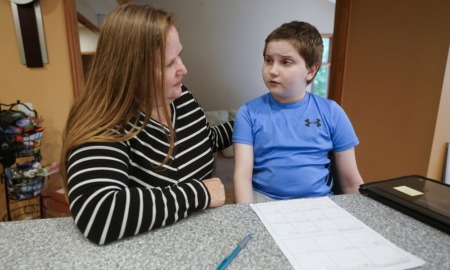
[{"xmin": 263, "ymin": 21, "xmax": 323, "ymax": 83}]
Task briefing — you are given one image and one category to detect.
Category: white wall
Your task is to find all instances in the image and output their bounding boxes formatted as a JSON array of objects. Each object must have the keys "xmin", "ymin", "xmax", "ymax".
[
  {"xmin": 141, "ymin": 0, "xmax": 335, "ymax": 110},
  {"xmin": 79, "ymin": 26, "xmax": 99, "ymax": 54}
]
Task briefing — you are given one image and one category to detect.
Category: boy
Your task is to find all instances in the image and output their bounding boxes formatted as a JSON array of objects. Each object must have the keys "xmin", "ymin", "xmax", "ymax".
[{"xmin": 232, "ymin": 21, "xmax": 363, "ymax": 203}]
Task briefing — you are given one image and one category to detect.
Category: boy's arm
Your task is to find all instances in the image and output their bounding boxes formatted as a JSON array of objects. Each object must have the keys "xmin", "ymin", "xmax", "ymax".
[
  {"xmin": 233, "ymin": 143, "xmax": 254, "ymax": 203},
  {"xmin": 334, "ymin": 147, "xmax": 364, "ymax": 193}
]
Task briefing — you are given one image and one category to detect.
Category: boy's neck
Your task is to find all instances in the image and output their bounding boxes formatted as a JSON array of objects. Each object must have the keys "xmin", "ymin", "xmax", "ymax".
[{"xmin": 271, "ymin": 90, "xmax": 307, "ymax": 104}]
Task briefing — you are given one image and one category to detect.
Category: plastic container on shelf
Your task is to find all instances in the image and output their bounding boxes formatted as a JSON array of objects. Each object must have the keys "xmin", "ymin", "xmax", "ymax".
[
  {"xmin": 6, "ymin": 128, "xmax": 44, "ymax": 158},
  {"xmin": 4, "ymin": 166, "xmax": 45, "ymax": 200},
  {"xmin": 0, "ymin": 100, "xmax": 44, "ymax": 158}
]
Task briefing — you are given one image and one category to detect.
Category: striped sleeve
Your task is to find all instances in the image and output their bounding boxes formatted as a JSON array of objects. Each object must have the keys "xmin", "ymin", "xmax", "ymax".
[
  {"xmin": 180, "ymin": 85, "xmax": 234, "ymax": 153},
  {"xmin": 67, "ymin": 142, "xmax": 211, "ymax": 245},
  {"xmin": 208, "ymin": 121, "xmax": 234, "ymax": 153}
]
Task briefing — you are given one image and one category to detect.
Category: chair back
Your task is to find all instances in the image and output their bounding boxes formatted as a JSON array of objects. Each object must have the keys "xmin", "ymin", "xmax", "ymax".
[{"xmin": 327, "ymin": 152, "xmax": 343, "ymax": 195}]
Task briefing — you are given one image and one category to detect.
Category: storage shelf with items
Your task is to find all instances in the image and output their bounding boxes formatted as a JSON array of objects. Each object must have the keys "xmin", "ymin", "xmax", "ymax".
[{"xmin": 0, "ymin": 100, "xmax": 55, "ymax": 221}]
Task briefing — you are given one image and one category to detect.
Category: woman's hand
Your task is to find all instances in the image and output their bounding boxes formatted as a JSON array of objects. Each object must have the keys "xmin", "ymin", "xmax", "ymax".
[{"xmin": 203, "ymin": 178, "xmax": 225, "ymax": 207}]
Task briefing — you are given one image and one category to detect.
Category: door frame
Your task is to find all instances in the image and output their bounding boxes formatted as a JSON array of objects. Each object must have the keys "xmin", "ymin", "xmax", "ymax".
[{"xmin": 328, "ymin": 0, "xmax": 351, "ymax": 105}]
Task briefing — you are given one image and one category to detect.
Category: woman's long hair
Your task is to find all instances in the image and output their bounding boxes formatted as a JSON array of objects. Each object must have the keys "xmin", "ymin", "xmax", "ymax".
[{"xmin": 60, "ymin": 4, "xmax": 176, "ymax": 191}]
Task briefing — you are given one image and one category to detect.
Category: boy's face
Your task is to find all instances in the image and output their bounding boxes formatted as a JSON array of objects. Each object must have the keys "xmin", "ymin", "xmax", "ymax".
[{"xmin": 262, "ymin": 40, "xmax": 317, "ymax": 103}]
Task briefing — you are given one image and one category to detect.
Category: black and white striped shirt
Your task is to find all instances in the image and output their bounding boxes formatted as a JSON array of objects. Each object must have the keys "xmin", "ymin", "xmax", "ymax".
[{"xmin": 67, "ymin": 86, "xmax": 233, "ymax": 245}]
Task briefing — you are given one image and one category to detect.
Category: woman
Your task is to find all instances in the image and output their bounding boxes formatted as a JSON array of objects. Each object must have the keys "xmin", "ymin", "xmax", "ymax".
[{"xmin": 61, "ymin": 4, "xmax": 233, "ymax": 245}]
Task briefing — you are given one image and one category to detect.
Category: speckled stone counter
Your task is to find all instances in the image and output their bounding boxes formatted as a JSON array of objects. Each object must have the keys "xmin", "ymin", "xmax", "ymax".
[{"xmin": 0, "ymin": 194, "xmax": 449, "ymax": 269}]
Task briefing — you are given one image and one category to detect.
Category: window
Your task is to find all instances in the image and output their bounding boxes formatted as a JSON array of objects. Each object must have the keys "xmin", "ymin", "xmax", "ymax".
[{"xmin": 310, "ymin": 35, "xmax": 332, "ymax": 98}]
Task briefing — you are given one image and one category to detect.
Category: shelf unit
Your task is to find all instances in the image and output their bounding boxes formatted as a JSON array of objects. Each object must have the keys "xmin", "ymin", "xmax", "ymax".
[{"xmin": 0, "ymin": 101, "xmax": 45, "ymax": 221}]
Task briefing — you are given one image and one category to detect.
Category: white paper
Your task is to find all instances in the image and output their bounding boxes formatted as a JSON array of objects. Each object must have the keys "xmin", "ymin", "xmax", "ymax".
[{"xmin": 251, "ymin": 197, "xmax": 425, "ymax": 270}]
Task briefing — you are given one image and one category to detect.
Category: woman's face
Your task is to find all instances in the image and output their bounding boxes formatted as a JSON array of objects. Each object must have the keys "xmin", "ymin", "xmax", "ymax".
[{"xmin": 163, "ymin": 26, "xmax": 187, "ymax": 104}]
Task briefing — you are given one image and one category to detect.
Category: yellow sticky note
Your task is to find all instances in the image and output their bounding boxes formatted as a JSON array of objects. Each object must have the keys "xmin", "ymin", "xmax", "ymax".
[{"xmin": 394, "ymin": 186, "xmax": 424, "ymax": 196}]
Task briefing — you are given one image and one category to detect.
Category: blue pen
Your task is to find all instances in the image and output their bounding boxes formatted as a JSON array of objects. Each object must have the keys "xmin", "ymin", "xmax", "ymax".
[{"xmin": 217, "ymin": 233, "xmax": 252, "ymax": 270}]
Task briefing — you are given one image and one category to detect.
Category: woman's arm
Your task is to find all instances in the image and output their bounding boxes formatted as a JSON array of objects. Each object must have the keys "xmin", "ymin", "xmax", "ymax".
[
  {"xmin": 208, "ymin": 121, "xmax": 234, "ymax": 152},
  {"xmin": 67, "ymin": 142, "xmax": 211, "ymax": 245},
  {"xmin": 334, "ymin": 147, "xmax": 364, "ymax": 193},
  {"xmin": 233, "ymin": 143, "xmax": 254, "ymax": 203},
  {"xmin": 182, "ymin": 86, "xmax": 233, "ymax": 153}
]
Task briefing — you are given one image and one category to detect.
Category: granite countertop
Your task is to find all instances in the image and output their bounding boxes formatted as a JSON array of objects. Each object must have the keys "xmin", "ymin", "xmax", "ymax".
[{"xmin": 0, "ymin": 194, "xmax": 449, "ymax": 269}]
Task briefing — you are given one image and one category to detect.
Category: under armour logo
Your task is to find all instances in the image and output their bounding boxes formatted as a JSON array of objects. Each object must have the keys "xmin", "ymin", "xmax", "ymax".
[{"xmin": 305, "ymin": 118, "xmax": 321, "ymax": 127}]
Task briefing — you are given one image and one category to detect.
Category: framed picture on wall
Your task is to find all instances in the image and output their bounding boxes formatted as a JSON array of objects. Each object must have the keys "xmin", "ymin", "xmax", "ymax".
[{"xmin": 445, "ymin": 142, "xmax": 450, "ymax": 185}]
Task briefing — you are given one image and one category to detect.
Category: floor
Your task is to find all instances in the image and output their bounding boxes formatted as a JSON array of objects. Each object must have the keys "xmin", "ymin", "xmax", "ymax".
[{"xmin": 213, "ymin": 152, "xmax": 235, "ymax": 204}]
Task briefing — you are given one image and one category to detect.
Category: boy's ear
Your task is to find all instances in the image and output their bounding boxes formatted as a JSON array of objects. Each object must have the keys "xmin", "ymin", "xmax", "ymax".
[{"xmin": 306, "ymin": 64, "xmax": 320, "ymax": 81}]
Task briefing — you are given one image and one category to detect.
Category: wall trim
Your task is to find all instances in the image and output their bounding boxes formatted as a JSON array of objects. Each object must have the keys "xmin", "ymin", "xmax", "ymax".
[
  {"xmin": 63, "ymin": 0, "xmax": 84, "ymax": 99},
  {"xmin": 328, "ymin": 0, "xmax": 351, "ymax": 105}
]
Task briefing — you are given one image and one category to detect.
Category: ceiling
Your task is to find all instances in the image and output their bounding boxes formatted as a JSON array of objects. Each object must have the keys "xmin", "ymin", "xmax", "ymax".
[
  {"xmin": 78, "ymin": 0, "xmax": 119, "ymax": 16},
  {"xmin": 77, "ymin": 0, "xmax": 336, "ymax": 26}
]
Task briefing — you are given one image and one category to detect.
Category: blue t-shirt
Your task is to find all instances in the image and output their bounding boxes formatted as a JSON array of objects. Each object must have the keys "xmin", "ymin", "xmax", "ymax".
[{"xmin": 233, "ymin": 92, "xmax": 359, "ymax": 199}]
